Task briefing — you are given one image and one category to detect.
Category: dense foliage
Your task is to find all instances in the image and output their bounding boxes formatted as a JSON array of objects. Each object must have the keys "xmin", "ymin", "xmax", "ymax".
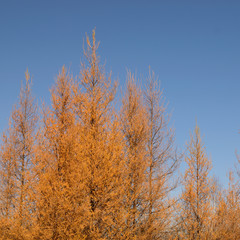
[{"xmin": 0, "ymin": 31, "xmax": 239, "ymax": 240}]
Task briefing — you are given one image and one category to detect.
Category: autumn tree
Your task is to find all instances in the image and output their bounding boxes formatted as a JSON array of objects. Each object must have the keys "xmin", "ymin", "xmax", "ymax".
[
  {"xmin": 212, "ymin": 171, "xmax": 240, "ymax": 239},
  {"xmin": 223, "ymin": 171, "xmax": 240, "ymax": 239},
  {"xmin": 0, "ymin": 70, "xmax": 37, "ymax": 239},
  {"xmin": 0, "ymin": 129, "xmax": 17, "ymax": 239},
  {"xmin": 143, "ymin": 69, "xmax": 177, "ymax": 239},
  {"xmin": 34, "ymin": 67, "xmax": 79, "ymax": 239},
  {"xmin": 2, "ymin": 29, "xmax": 240, "ymax": 240},
  {"xmin": 72, "ymin": 30, "xmax": 124, "ymax": 239},
  {"xmin": 120, "ymin": 73, "xmax": 148, "ymax": 239},
  {"xmin": 179, "ymin": 124, "xmax": 213, "ymax": 240}
]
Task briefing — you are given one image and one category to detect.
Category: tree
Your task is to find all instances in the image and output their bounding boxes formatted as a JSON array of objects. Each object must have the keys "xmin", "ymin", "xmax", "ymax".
[
  {"xmin": 120, "ymin": 73, "xmax": 148, "ymax": 239},
  {"xmin": 0, "ymin": 70, "xmax": 38, "ymax": 238},
  {"xmin": 213, "ymin": 171, "xmax": 240, "ymax": 239},
  {"xmin": 3, "ymin": 30, "xmax": 240, "ymax": 240},
  {"xmin": 0, "ymin": 129, "xmax": 17, "ymax": 238},
  {"xmin": 143, "ymin": 69, "xmax": 178, "ymax": 239},
  {"xmin": 73, "ymin": 30, "xmax": 123, "ymax": 239},
  {"xmin": 34, "ymin": 67, "xmax": 78, "ymax": 239},
  {"xmin": 179, "ymin": 124, "xmax": 213, "ymax": 240}
]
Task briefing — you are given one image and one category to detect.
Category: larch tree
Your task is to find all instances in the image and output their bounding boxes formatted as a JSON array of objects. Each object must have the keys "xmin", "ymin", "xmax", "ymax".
[
  {"xmin": 224, "ymin": 171, "xmax": 240, "ymax": 239},
  {"xmin": 2, "ymin": 29, "xmax": 240, "ymax": 240},
  {"xmin": 34, "ymin": 67, "xmax": 78, "ymax": 239},
  {"xmin": 120, "ymin": 73, "xmax": 148, "ymax": 239},
  {"xmin": 179, "ymin": 124, "xmax": 213, "ymax": 240},
  {"xmin": 213, "ymin": 171, "xmax": 240, "ymax": 239},
  {"xmin": 0, "ymin": 70, "xmax": 38, "ymax": 239},
  {"xmin": 73, "ymin": 30, "xmax": 123, "ymax": 239},
  {"xmin": 143, "ymin": 69, "xmax": 178, "ymax": 239},
  {"xmin": 0, "ymin": 129, "xmax": 17, "ymax": 238}
]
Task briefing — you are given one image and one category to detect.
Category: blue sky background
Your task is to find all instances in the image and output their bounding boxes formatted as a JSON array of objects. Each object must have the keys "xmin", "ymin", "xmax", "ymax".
[{"xmin": 0, "ymin": 0, "xmax": 240, "ymax": 187}]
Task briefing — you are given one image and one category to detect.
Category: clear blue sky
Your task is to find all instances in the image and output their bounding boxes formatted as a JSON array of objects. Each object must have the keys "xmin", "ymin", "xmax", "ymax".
[{"xmin": 1, "ymin": 1, "xmax": 240, "ymax": 186}]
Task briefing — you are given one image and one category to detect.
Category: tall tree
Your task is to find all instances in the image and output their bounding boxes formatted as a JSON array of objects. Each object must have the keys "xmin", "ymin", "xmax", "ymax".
[
  {"xmin": 35, "ymin": 67, "xmax": 78, "ymax": 239},
  {"xmin": 120, "ymin": 73, "xmax": 148, "ymax": 239},
  {"xmin": 0, "ymin": 70, "xmax": 37, "ymax": 238},
  {"xmin": 143, "ymin": 69, "xmax": 177, "ymax": 239},
  {"xmin": 0, "ymin": 129, "xmax": 17, "ymax": 238},
  {"xmin": 179, "ymin": 124, "xmax": 213, "ymax": 240},
  {"xmin": 73, "ymin": 30, "xmax": 123, "ymax": 239}
]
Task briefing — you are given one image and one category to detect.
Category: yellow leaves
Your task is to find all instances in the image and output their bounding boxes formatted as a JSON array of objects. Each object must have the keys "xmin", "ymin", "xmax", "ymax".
[
  {"xmin": 0, "ymin": 32, "xmax": 179, "ymax": 239},
  {"xmin": 1, "ymin": 30, "xmax": 240, "ymax": 239},
  {"xmin": 180, "ymin": 124, "xmax": 214, "ymax": 239},
  {"xmin": 0, "ymin": 70, "xmax": 38, "ymax": 238}
]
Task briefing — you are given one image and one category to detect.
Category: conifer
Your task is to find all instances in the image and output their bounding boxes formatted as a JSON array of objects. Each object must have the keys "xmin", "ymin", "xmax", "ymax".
[{"xmin": 180, "ymin": 124, "xmax": 212, "ymax": 239}]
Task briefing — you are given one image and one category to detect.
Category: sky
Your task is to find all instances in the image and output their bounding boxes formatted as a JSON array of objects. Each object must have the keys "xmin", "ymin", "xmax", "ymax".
[{"xmin": 0, "ymin": 0, "xmax": 240, "ymax": 187}]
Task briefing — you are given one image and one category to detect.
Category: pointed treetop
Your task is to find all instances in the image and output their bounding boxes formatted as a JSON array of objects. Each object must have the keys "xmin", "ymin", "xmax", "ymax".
[
  {"xmin": 25, "ymin": 68, "xmax": 30, "ymax": 83},
  {"xmin": 195, "ymin": 119, "xmax": 200, "ymax": 136}
]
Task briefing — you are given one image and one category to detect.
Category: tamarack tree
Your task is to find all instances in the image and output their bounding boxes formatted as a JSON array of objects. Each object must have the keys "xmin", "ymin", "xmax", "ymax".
[
  {"xmin": 34, "ymin": 67, "xmax": 78, "ymax": 239},
  {"xmin": 0, "ymin": 70, "xmax": 37, "ymax": 239},
  {"xmin": 120, "ymin": 73, "xmax": 148, "ymax": 239},
  {"xmin": 143, "ymin": 70, "xmax": 177, "ymax": 239},
  {"xmin": 2, "ymin": 30, "xmax": 239, "ymax": 240},
  {"xmin": 213, "ymin": 171, "xmax": 240, "ymax": 239},
  {"xmin": 73, "ymin": 30, "xmax": 123, "ymax": 239},
  {"xmin": 179, "ymin": 124, "xmax": 213, "ymax": 240}
]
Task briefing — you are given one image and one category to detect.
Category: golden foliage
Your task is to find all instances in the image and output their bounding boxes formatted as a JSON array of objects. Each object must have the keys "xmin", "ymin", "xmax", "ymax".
[
  {"xmin": 0, "ymin": 30, "xmax": 239, "ymax": 240},
  {"xmin": 179, "ymin": 124, "xmax": 213, "ymax": 240}
]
